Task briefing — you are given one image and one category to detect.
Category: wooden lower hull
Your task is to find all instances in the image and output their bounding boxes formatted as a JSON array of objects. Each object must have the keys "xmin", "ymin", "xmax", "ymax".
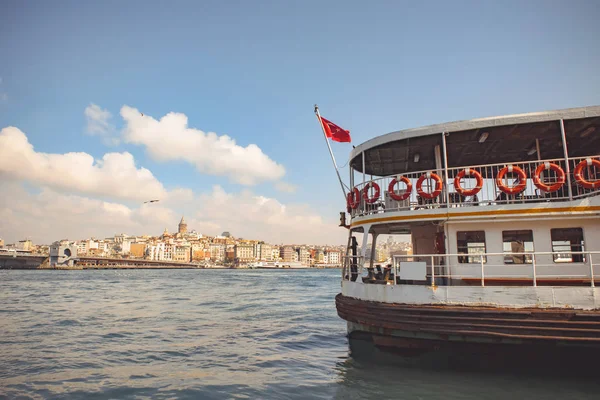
[{"xmin": 336, "ymin": 294, "xmax": 600, "ymax": 350}]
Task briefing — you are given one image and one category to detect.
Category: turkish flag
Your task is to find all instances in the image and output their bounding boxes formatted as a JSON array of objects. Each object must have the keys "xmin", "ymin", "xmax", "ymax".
[{"xmin": 320, "ymin": 117, "xmax": 351, "ymax": 143}]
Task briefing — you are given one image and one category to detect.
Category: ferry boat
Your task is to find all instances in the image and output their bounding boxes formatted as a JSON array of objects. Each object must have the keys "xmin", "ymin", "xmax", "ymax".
[{"xmin": 336, "ymin": 105, "xmax": 600, "ymax": 352}]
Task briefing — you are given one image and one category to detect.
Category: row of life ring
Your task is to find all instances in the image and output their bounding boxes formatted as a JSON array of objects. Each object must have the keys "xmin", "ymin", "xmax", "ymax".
[{"xmin": 346, "ymin": 158, "xmax": 600, "ymax": 210}]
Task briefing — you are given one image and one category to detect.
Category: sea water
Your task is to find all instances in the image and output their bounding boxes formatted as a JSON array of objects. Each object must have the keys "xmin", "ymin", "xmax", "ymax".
[{"xmin": 1, "ymin": 269, "xmax": 598, "ymax": 399}]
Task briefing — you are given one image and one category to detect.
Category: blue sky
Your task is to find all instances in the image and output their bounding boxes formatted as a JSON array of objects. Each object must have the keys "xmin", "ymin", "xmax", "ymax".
[{"xmin": 1, "ymin": 0, "xmax": 599, "ymax": 244}]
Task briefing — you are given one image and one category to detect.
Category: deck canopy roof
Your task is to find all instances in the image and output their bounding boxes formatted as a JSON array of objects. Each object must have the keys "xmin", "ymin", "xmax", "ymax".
[{"xmin": 350, "ymin": 106, "xmax": 600, "ymax": 176}]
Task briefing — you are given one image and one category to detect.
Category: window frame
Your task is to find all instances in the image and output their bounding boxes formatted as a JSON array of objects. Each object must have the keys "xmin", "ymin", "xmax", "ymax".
[
  {"xmin": 456, "ymin": 230, "xmax": 487, "ymax": 264},
  {"xmin": 550, "ymin": 228, "xmax": 586, "ymax": 263},
  {"xmin": 502, "ymin": 230, "xmax": 534, "ymax": 265}
]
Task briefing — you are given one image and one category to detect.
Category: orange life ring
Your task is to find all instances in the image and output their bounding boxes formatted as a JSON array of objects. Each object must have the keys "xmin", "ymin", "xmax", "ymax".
[
  {"xmin": 574, "ymin": 158, "xmax": 600, "ymax": 189},
  {"xmin": 416, "ymin": 172, "xmax": 443, "ymax": 199},
  {"xmin": 454, "ymin": 168, "xmax": 483, "ymax": 197},
  {"xmin": 347, "ymin": 187, "xmax": 361, "ymax": 209},
  {"xmin": 388, "ymin": 176, "xmax": 412, "ymax": 201},
  {"xmin": 533, "ymin": 162, "xmax": 565, "ymax": 193},
  {"xmin": 496, "ymin": 165, "xmax": 527, "ymax": 195},
  {"xmin": 362, "ymin": 181, "xmax": 380, "ymax": 204}
]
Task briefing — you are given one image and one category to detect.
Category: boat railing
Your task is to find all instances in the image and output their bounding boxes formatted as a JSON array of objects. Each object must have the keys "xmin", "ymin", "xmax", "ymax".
[
  {"xmin": 341, "ymin": 255, "xmax": 365, "ymax": 281},
  {"xmin": 350, "ymin": 155, "xmax": 600, "ymax": 217},
  {"xmin": 373, "ymin": 251, "xmax": 600, "ymax": 288}
]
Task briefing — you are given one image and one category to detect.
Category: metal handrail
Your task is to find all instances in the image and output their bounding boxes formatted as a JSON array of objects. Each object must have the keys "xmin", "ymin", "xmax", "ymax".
[
  {"xmin": 349, "ymin": 155, "xmax": 600, "ymax": 217},
  {"xmin": 385, "ymin": 251, "xmax": 599, "ymax": 288},
  {"xmin": 341, "ymin": 255, "xmax": 365, "ymax": 281}
]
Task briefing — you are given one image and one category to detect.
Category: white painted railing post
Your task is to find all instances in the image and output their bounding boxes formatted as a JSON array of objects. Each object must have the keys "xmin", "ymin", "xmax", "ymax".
[
  {"xmin": 430, "ymin": 255, "xmax": 435, "ymax": 287},
  {"xmin": 589, "ymin": 253, "xmax": 595, "ymax": 288},
  {"xmin": 559, "ymin": 119, "xmax": 574, "ymax": 201},
  {"xmin": 531, "ymin": 253, "xmax": 537, "ymax": 287},
  {"xmin": 480, "ymin": 256, "xmax": 485, "ymax": 287}
]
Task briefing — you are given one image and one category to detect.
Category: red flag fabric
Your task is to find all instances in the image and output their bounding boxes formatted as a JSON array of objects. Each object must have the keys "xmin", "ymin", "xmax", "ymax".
[{"xmin": 320, "ymin": 116, "xmax": 351, "ymax": 143}]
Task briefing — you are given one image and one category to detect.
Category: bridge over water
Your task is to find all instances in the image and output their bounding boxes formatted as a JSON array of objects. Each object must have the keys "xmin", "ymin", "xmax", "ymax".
[{"xmin": 0, "ymin": 254, "xmax": 200, "ymax": 269}]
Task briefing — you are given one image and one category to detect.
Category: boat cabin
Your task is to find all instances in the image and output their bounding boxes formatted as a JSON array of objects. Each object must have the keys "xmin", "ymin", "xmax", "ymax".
[{"xmin": 343, "ymin": 106, "xmax": 600, "ymax": 292}]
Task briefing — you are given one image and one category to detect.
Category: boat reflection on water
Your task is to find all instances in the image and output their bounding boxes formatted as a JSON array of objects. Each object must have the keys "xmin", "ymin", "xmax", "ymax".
[{"xmin": 330, "ymin": 337, "xmax": 600, "ymax": 400}]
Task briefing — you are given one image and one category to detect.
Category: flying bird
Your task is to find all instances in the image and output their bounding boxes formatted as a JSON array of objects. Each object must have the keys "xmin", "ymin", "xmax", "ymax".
[{"xmin": 143, "ymin": 199, "xmax": 160, "ymax": 204}]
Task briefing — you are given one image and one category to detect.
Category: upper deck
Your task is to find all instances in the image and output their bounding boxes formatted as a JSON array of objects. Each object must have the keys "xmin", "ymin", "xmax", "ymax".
[{"xmin": 346, "ymin": 106, "xmax": 600, "ymax": 226}]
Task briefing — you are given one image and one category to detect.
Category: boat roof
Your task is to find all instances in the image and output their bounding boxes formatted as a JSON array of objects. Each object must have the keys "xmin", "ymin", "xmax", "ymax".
[{"xmin": 350, "ymin": 105, "xmax": 600, "ymax": 176}]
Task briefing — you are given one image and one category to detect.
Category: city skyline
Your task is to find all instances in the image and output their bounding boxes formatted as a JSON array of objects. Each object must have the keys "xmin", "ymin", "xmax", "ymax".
[{"xmin": 1, "ymin": 1, "xmax": 599, "ymax": 245}]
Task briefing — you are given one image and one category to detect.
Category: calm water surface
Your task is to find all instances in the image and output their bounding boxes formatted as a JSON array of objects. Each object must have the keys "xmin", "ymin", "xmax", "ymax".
[{"xmin": 1, "ymin": 269, "xmax": 599, "ymax": 399}]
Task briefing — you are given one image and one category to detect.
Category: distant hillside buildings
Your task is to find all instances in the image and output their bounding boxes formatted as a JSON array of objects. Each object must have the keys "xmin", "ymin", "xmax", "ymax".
[{"xmin": 1, "ymin": 216, "xmax": 411, "ymax": 266}]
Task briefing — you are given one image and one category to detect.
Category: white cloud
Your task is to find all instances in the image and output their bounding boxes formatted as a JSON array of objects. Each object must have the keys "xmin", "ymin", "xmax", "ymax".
[
  {"xmin": 84, "ymin": 103, "xmax": 119, "ymax": 145},
  {"xmin": 120, "ymin": 105, "xmax": 285, "ymax": 185},
  {"xmin": 274, "ymin": 181, "xmax": 298, "ymax": 193},
  {"xmin": 0, "ymin": 126, "xmax": 167, "ymax": 202},
  {"xmin": 190, "ymin": 185, "xmax": 346, "ymax": 245},
  {"xmin": 0, "ymin": 182, "xmax": 172, "ymax": 244},
  {"xmin": 0, "ymin": 182, "xmax": 347, "ymax": 246}
]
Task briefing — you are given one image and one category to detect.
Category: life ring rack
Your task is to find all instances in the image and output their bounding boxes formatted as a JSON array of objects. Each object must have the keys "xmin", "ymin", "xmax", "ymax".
[
  {"xmin": 388, "ymin": 176, "xmax": 412, "ymax": 201},
  {"xmin": 416, "ymin": 172, "xmax": 443, "ymax": 199},
  {"xmin": 573, "ymin": 158, "xmax": 600, "ymax": 189},
  {"xmin": 532, "ymin": 162, "xmax": 566, "ymax": 193},
  {"xmin": 454, "ymin": 168, "xmax": 483, "ymax": 197},
  {"xmin": 362, "ymin": 181, "xmax": 381, "ymax": 204},
  {"xmin": 496, "ymin": 165, "xmax": 527, "ymax": 195},
  {"xmin": 346, "ymin": 187, "xmax": 360, "ymax": 210}
]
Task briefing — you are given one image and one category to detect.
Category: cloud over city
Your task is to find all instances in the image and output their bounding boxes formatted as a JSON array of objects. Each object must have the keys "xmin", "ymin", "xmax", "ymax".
[
  {"xmin": 0, "ymin": 112, "xmax": 344, "ymax": 246},
  {"xmin": 0, "ymin": 181, "xmax": 346, "ymax": 246},
  {"xmin": 120, "ymin": 105, "xmax": 286, "ymax": 185},
  {"xmin": 0, "ymin": 126, "xmax": 167, "ymax": 202}
]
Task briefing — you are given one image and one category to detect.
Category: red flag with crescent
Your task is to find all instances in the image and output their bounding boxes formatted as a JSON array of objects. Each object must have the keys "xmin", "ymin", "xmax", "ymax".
[{"xmin": 320, "ymin": 117, "xmax": 351, "ymax": 143}]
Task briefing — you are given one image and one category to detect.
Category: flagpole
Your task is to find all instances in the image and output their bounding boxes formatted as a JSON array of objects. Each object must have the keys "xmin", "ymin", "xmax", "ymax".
[{"xmin": 314, "ymin": 104, "xmax": 348, "ymax": 200}]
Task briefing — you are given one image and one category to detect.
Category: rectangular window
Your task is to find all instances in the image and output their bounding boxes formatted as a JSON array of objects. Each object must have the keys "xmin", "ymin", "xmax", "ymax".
[
  {"xmin": 457, "ymin": 231, "xmax": 486, "ymax": 263},
  {"xmin": 551, "ymin": 228, "xmax": 585, "ymax": 263},
  {"xmin": 503, "ymin": 230, "xmax": 534, "ymax": 264}
]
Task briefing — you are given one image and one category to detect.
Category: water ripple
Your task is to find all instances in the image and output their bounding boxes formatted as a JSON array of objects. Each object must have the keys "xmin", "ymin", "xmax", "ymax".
[{"xmin": 1, "ymin": 269, "xmax": 599, "ymax": 399}]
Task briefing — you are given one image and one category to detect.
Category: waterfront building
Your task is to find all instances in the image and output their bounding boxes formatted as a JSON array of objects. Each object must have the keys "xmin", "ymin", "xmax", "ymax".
[
  {"xmin": 271, "ymin": 246, "xmax": 281, "ymax": 261},
  {"xmin": 225, "ymin": 245, "xmax": 235, "ymax": 262},
  {"xmin": 173, "ymin": 245, "xmax": 191, "ymax": 262},
  {"xmin": 213, "ymin": 235, "xmax": 228, "ymax": 245},
  {"xmin": 235, "ymin": 243, "xmax": 255, "ymax": 263},
  {"xmin": 76, "ymin": 240, "xmax": 89, "ymax": 255},
  {"xmin": 114, "ymin": 234, "xmax": 129, "ymax": 244},
  {"xmin": 253, "ymin": 242, "xmax": 261, "ymax": 259},
  {"xmin": 209, "ymin": 243, "xmax": 226, "ymax": 262},
  {"xmin": 120, "ymin": 240, "xmax": 132, "ymax": 255},
  {"xmin": 298, "ymin": 247, "xmax": 310, "ymax": 265},
  {"xmin": 315, "ymin": 249, "xmax": 325, "ymax": 263},
  {"xmin": 259, "ymin": 243, "xmax": 273, "ymax": 261},
  {"xmin": 327, "ymin": 250, "xmax": 341, "ymax": 265},
  {"xmin": 146, "ymin": 242, "xmax": 173, "ymax": 261},
  {"xmin": 130, "ymin": 243, "xmax": 146, "ymax": 259},
  {"xmin": 191, "ymin": 243, "xmax": 208, "ymax": 261},
  {"xmin": 281, "ymin": 246, "xmax": 295, "ymax": 262},
  {"xmin": 17, "ymin": 239, "xmax": 33, "ymax": 251}
]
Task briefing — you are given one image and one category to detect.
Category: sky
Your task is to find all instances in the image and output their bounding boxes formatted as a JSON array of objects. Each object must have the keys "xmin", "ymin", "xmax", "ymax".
[{"xmin": 1, "ymin": 0, "xmax": 599, "ymax": 245}]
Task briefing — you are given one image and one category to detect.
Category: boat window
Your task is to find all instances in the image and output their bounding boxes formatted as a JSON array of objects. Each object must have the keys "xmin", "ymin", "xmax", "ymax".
[
  {"xmin": 502, "ymin": 230, "xmax": 534, "ymax": 264},
  {"xmin": 457, "ymin": 231, "xmax": 486, "ymax": 263},
  {"xmin": 551, "ymin": 228, "xmax": 586, "ymax": 263}
]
